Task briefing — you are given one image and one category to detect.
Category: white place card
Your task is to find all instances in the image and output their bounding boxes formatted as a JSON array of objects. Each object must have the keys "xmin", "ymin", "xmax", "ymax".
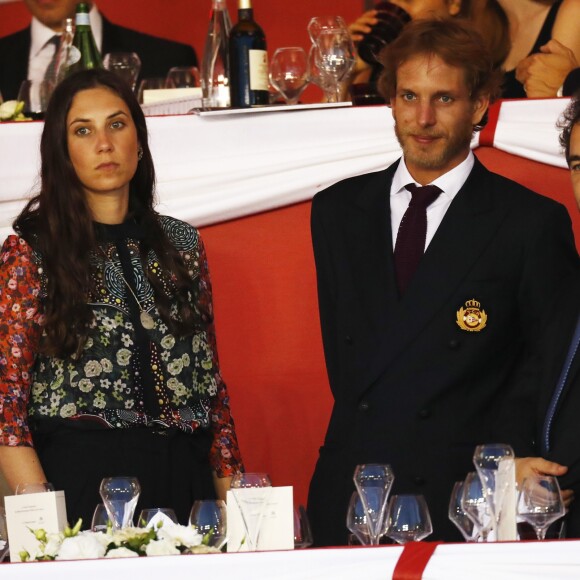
[
  {"xmin": 5, "ymin": 491, "xmax": 67, "ymax": 562},
  {"xmin": 226, "ymin": 486, "xmax": 294, "ymax": 552},
  {"xmin": 496, "ymin": 458, "xmax": 517, "ymax": 541}
]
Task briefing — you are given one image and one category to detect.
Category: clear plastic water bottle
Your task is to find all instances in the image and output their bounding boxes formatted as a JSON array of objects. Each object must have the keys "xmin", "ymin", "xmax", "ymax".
[{"xmin": 201, "ymin": 0, "xmax": 231, "ymax": 108}]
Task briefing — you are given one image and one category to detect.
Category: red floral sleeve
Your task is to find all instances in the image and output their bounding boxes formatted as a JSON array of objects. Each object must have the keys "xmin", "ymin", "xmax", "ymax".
[
  {"xmin": 196, "ymin": 234, "xmax": 244, "ymax": 476},
  {"xmin": 0, "ymin": 236, "xmax": 43, "ymax": 446}
]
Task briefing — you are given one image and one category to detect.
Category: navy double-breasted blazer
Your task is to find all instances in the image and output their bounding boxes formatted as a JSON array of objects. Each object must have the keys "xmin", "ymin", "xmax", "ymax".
[{"xmin": 307, "ymin": 157, "xmax": 579, "ymax": 544}]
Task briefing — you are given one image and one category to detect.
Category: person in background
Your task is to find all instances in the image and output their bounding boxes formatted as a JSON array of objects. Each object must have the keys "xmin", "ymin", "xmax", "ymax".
[
  {"xmin": 0, "ymin": 0, "xmax": 198, "ymax": 101},
  {"xmin": 498, "ymin": 97, "xmax": 580, "ymax": 536},
  {"xmin": 307, "ymin": 18, "xmax": 578, "ymax": 545},
  {"xmin": 0, "ymin": 68, "xmax": 241, "ymax": 528},
  {"xmin": 483, "ymin": 0, "xmax": 580, "ymax": 98}
]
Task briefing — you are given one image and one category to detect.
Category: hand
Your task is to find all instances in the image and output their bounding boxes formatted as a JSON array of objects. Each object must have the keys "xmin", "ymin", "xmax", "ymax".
[
  {"xmin": 515, "ymin": 457, "xmax": 574, "ymax": 508},
  {"xmin": 516, "ymin": 39, "xmax": 579, "ymax": 98},
  {"xmin": 348, "ymin": 10, "xmax": 379, "ymax": 42}
]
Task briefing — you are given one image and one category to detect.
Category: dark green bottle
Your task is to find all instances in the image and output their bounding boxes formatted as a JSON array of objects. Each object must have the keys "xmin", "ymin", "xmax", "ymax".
[{"xmin": 66, "ymin": 2, "xmax": 103, "ymax": 75}]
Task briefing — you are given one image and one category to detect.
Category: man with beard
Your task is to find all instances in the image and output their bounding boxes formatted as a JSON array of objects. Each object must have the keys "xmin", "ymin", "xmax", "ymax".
[{"xmin": 307, "ymin": 18, "xmax": 579, "ymax": 545}]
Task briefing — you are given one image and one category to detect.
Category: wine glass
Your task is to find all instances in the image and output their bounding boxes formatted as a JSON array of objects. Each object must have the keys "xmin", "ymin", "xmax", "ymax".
[
  {"xmin": 91, "ymin": 503, "xmax": 112, "ymax": 532},
  {"xmin": 461, "ymin": 471, "xmax": 492, "ymax": 542},
  {"xmin": 346, "ymin": 491, "xmax": 371, "ymax": 545},
  {"xmin": 517, "ymin": 475, "xmax": 566, "ymax": 540},
  {"xmin": 99, "ymin": 476, "xmax": 141, "ymax": 530},
  {"xmin": 137, "ymin": 77, "xmax": 166, "ymax": 104},
  {"xmin": 138, "ymin": 507, "xmax": 179, "ymax": 528},
  {"xmin": 473, "ymin": 444, "xmax": 514, "ymax": 534},
  {"xmin": 103, "ymin": 52, "xmax": 142, "ymax": 91},
  {"xmin": 230, "ymin": 472, "xmax": 272, "ymax": 551},
  {"xmin": 293, "ymin": 505, "xmax": 313, "ymax": 549},
  {"xmin": 189, "ymin": 500, "xmax": 227, "ymax": 549},
  {"xmin": 449, "ymin": 481, "xmax": 479, "ymax": 542},
  {"xmin": 15, "ymin": 481, "xmax": 55, "ymax": 494},
  {"xmin": 307, "ymin": 15, "xmax": 349, "ymax": 44},
  {"xmin": 165, "ymin": 66, "xmax": 201, "ymax": 88},
  {"xmin": 269, "ymin": 47, "xmax": 310, "ymax": 105},
  {"xmin": 0, "ymin": 506, "xmax": 8, "ymax": 563},
  {"xmin": 314, "ymin": 29, "xmax": 356, "ymax": 102},
  {"xmin": 384, "ymin": 494, "xmax": 433, "ymax": 544},
  {"xmin": 353, "ymin": 463, "xmax": 394, "ymax": 545},
  {"xmin": 17, "ymin": 80, "xmax": 54, "ymax": 119}
]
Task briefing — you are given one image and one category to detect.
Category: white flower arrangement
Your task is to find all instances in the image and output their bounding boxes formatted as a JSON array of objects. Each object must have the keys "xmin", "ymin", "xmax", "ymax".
[
  {"xmin": 19, "ymin": 519, "xmax": 221, "ymax": 562},
  {"xmin": 0, "ymin": 101, "xmax": 29, "ymax": 122}
]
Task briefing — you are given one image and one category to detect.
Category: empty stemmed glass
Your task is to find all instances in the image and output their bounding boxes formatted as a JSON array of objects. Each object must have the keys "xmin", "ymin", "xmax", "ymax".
[
  {"xmin": 353, "ymin": 463, "xmax": 394, "ymax": 545},
  {"xmin": 517, "ymin": 475, "xmax": 566, "ymax": 540},
  {"xmin": 307, "ymin": 15, "xmax": 349, "ymax": 44},
  {"xmin": 15, "ymin": 482, "xmax": 55, "ymax": 494},
  {"xmin": 384, "ymin": 494, "xmax": 433, "ymax": 544},
  {"xmin": 230, "ymin": 472, "xmax": 272, "ymax": 551},
  {"xmin": 293, "ymin": 505, "xmax": 313, "ymax": 548},
  {"xmin": 473, "ymin": 444, "xmax": 514, "ymax": 536},
  {"xmin": 346, "ymin": 491, "xmax": 371, "ymax": 545},
  {"xmin": 462, "ymin": 471, "xmax": 492, "ymax": 541},
  {"xmin": 314, "ymin": 28, "xmax": 356, "ymax": 102},
  {"xmin": 138, "ymin": 508, "xmax": 178, "ymax": 528},
  {"xmin": 269, "ymin": 47, "xmax": 310, "ymax": 105},
  {"xmin": 99, "ymin": 476, "xmax": 141, "ymax": 530},
  {"xmin": 103, "ymin": 52, "xmax": 142, "ymax": 91},
  {"xmin": 189, "ymin": 500, "xmax": 228, "ymax": 549},
  {"xmin": 449, "ymin": 480, "xmax": 479, "ymax": 542}
]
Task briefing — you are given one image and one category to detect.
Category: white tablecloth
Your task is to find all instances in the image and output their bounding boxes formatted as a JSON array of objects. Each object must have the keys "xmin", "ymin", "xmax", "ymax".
[
  {"xmin": 3, "ymin": 541, "xmax": 580, "ymax": 579},
  {"xmin": 0, "ymin": 99, "xmax": 570, "ymax": 242}
]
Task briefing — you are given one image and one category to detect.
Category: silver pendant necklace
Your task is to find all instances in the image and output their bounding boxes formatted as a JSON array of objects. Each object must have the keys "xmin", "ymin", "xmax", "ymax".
[{"xmin": 98, "ymin": 246, "xmax": 155, "ymax": 330}]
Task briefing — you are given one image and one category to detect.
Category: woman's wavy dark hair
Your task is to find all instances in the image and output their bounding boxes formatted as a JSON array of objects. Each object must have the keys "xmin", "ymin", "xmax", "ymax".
[{"xmin": 14, "ymin": 68, "xmax": 204, "ymax": 358}]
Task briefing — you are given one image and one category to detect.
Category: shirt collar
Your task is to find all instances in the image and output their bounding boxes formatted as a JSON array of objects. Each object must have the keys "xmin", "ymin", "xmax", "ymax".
[
  {"xmin": 30, "ymin": 4, "xmax": 103, "ymax": 56},
  {"xmin": 391, "ymin": 150, "xmax": 475, "ymax": 199}
]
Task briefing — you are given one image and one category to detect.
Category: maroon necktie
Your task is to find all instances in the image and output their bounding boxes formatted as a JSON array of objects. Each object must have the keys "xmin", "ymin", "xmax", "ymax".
[{"xmin": 394, "ymin": 183, "xmax": 442, "ymax": 294}]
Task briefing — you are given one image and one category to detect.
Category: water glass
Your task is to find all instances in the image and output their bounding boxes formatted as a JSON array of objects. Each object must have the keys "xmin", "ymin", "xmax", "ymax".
[
  {"xmin": 517, "ymin": 475, "xmax": 565, "ymax": 540},
  {"xmin": 138, "ymin": 508, "xmax": 179, "ymax": 529},
  {"xmin": 269, "ymin": 47, "xmax": 310, "ymax": 105},
  {"xmin": 449, "ymin": 480, "xmax": 479, "ymax": 541},
  {"xmin": 17, "ymin": 80, "xmax": 54, "ymax": 118},
  {"xmin": 165, "ymin": 66, "xmax": 201, "ymax": 88},
  {"xmin": 99, "ymin": 476, "xmax": 141, "ymax": 530},
  {"xmin": 346, "ymin": 491, "xmax": 371, "ymax": 545},
  {"xmin": 230, "ymin": 472, "xmax": 272, "ymax": 551},
  {"xmin": 15, "ymin": 481, "xmax": 55, "ymax": 494},
  {"xmin": 189, "ymin": 500, "xmax": 227, "ymax": 549},
  {"xmin": 91, "ymin": 503, "xmax": 112, "ymax": 532},
  {"xmin": 384, "ymin": 494, "xmax": 433, "ymax": 544},
  {"xmin": 103, "ymin": 52, "xmax": 142, "ymax": 91},
  {"xmin": 293, "ymin": 505, "xmax": 313, "ymax": 549}
]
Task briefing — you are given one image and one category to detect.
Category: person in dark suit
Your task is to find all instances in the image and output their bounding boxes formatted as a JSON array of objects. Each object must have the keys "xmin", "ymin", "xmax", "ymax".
[
  {"xmin": 499, "ymin": 97, "xmax": 580, "ymax": 536},
  {"xmin": 307, "ymin": 18, "xmax": 579, "ymax": 545},
  {"xmin": 0, "ymin": 0, "xmax": 198, "ymax": 101}
]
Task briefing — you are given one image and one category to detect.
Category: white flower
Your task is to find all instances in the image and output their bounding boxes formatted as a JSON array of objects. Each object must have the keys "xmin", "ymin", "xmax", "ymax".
[
  {"xmin": 84, "ymin": 360, "xmax": 103, "ymax": 377},
  {"xmin": 78, "ymin": 378, "xmax": 94, "ymax": 393},
  {"xmin": 43, "ymin": 533, "xmax": 63, "ymax": 558},
  {"xmin": 145, "ymin": 539, "xmax": 180, "ymax": 556},
  {"xmin": 100, "ymin": 358, "xmax": 113, "ymax": 373},
  {"xmin": 157, "ymin": 523, "xmax": 202, "ymax": 548},
  {"xmin": 160, "ymin": 335, "xmax": 175, "ymax": 350},
  {"xmin": 55, "ymin": 534, "xmax": 106, "ymax": 560},
  {"xmin": 167, "ymin": 359, "xmax": 183, "ymax": 376},
  {"xmin": 0, "ymin": 100, "xmax": 26, "ymax": 121},
  {"xmin": 59, "ymin": 403, "xmax": 77, "ymax": 418},
  {"xmin": 104, "ymin": 547, "xmax": 140, "ymax": 558},
  {"xmin": 116, "ymin": 348, "xmax": 132, "ymax": 366}
]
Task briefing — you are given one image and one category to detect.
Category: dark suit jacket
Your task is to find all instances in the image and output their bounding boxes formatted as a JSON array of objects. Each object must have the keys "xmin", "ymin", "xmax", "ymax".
[
  {"xmin": 498, "ymin": 273, "xmax": 580, "ymax": 537},
  {"xmin": 0, "ymin": 16, "xmax": 198, "ymax": 101},
  {"xmin": 307, "ymin": 157, "xmax": 579, "ymax": 545}
]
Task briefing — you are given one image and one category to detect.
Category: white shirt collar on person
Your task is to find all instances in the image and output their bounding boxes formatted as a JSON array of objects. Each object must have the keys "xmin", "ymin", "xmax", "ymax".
[
  {"xmin": 389, "ymin": 150, "xmax": 475, "ymax": 250},
  {"xmin": 28, "ymin": 4, "xmax": 103, "ymax": 85}
]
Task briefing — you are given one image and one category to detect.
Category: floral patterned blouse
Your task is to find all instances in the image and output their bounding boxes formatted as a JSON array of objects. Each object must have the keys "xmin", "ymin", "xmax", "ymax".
[{"xmin": 0, "ymin": 216, "xmax": 242, "ymax": 477}]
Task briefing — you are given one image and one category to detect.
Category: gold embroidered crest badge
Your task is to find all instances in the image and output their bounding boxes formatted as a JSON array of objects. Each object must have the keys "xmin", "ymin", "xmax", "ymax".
[{"xmin": 456, "ymin": 299, "xmax": 487, "ymax": 332}]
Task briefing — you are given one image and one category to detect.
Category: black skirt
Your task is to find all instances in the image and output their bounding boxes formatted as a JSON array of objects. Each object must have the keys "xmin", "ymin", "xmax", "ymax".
[{"xmin": 32, "ymin": 424, "xmax": 216, "ymax": 529}]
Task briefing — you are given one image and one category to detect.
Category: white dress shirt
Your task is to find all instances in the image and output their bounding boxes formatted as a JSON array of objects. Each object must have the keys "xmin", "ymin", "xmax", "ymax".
[
  {"xmin": 390, "ymin": 151, "xmax": 475, "ymax": 250},
  {"xmin": 28, "ymin": 5, "xmax": 103, "ymax": 85}
]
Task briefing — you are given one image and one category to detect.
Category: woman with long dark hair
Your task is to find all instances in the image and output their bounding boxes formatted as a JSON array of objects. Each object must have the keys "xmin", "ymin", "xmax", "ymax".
[{"xmin": 0, "ymin": 68, "xmax": 242, "ymax": 527}]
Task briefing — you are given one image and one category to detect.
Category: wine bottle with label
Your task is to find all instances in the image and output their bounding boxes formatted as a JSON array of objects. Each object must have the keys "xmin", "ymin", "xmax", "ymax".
[
  {"xmin": 201, "ymin": 0, "xmax": 232, "ymax": 108},
  {"xmin": 228, "ymin": 0, "xmax": 268, "ymax": 108},
  {"xmin": 66, "ymin": 2, "xmax": 103, "ymax": 76}
]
